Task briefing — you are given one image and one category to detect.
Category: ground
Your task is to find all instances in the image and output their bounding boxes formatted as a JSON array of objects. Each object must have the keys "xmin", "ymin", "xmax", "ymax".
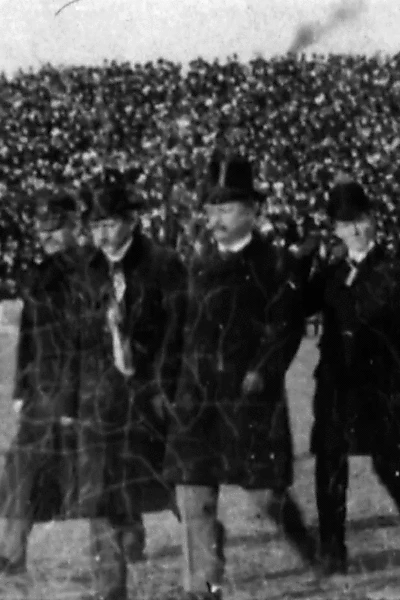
[{"xmin": 0, "ymin": 302, "xmax": 399, "ymax": 599}]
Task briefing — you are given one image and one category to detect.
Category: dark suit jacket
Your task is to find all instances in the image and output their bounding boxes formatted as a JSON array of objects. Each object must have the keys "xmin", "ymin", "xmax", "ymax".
[
  {"xmin": 74, "ymin": 230, "xmax": 187, "ymax": 518},
  {"xmin": 0, "ymin": 236, "xmax": 187, "ymax": 522},
  {"xmin": 13, "ymin": 250, "xmax": 80, "ymax": 416},
  {"xmin": 306, "ymin": 245, "xmax": 400, "ymax": 454},
  {"xmin": 164, "ymin": 231, "xmax": 310, "ymax": 490}
]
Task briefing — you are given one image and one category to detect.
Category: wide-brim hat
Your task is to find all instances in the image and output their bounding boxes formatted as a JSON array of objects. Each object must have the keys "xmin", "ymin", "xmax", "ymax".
[
  {"xmin": 90, "ymin": 168, "xmax": 145, "ymax": 221},
  {"xmin": 204, "ymin": 154, "xmax": 265, "ymax": 206},
  {"xmin": 327, "ymin": 181, "xmax": 372, "ymax": 222}
]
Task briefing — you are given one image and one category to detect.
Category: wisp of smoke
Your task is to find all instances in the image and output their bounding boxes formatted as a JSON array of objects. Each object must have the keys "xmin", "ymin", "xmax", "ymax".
[{"xmin": 288, "ymin": 0, "xmax": 367, "ymax": 54}]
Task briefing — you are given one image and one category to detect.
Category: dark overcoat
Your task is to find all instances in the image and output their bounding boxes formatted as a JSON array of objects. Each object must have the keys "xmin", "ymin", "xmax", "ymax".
[
  {"xmin": 0, "ymin": 234, "xmax": 186, "ymax": 523},
  {"xmin": 0, "ymin": 250, "xmax": 82, "ymax": 520},
  {"xmin": 306, "ymin": 245, "xmax": 400, "ymax": 455},
  {"xmin": 71, "ymin": 231, "xmax": 186, "ymax": 522},
  {"xmin": 163, "ymin": 232, "xmax": 310, "ymax": 490}
]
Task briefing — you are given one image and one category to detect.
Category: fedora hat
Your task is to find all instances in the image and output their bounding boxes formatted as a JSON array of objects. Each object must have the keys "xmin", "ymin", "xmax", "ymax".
[{"xmin": 204, "ymin": 154, "xmax": 265, "ymax": 205}]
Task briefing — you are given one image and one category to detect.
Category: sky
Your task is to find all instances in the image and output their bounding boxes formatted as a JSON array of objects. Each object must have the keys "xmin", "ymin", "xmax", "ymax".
[{"xmin": 0, "ymin": 0, "xmax": 399, "ymax": 75}]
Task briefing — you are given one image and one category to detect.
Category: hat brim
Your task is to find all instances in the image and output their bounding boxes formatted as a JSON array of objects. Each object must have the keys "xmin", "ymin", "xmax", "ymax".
[{"xmin": 205, "ymin": 185, "xmax": 265, "ymax": 206}]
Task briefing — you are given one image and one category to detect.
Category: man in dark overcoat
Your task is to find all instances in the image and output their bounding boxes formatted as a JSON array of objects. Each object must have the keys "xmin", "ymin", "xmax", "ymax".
[
  {"xmin": 77, "ymin": 173, "xmax": 186, "ymax": 600},
  {"xmin": 163, "ymin": 156, "xmax": 315, "ymax": 600},
  {"xmin": 306, "ymin": 181, "xmax": 400, "ymax": 576},
  {"xmin": 0, "ymin": 188, "xmax": 82, "ymax": 573}
]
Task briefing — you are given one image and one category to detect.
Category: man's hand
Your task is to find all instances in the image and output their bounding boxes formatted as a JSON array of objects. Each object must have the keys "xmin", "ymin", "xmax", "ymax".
[
  {"xmin": 13, "ymin": 399, "xmax": 23, "ymax": 414},
  {"xmin": 242, "ymin": 371, "xmax": 264, "ymax": 395}
]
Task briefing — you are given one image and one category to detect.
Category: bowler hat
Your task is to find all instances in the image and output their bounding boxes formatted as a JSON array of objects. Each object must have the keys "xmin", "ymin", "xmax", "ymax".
[
  {"xmin": 327, "ymin": 181, "xmax": 371, "ymax": 222},
  {"xmin": 36, "ymin": 188, "xmax": 78, "ymax": 229},
  {"xmin": 205, "ymin": 154, "xmax": 265, "ymax": 205},
  {"xmin": 90, "ymin": 169, "xmax": 145, "ymax": 221}
]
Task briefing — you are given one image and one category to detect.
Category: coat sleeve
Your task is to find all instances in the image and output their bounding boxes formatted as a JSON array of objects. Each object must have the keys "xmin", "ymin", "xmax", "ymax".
[
  {"xmin": 248, "ymin": 247, "xmax": 311, "ymax": 377},
  {"xmin": 153, "ymin": 252, "xmax": 188, "ymax": 402},
  {"xmin": 12, "ymin": 298, "xmax": 34, "ymax": 400}
]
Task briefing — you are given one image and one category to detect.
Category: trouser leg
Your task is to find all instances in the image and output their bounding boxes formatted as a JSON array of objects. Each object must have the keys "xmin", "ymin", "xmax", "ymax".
[
  {"xmin": 106, "ymin": 433, "xmax": 147, "ymax": 564},
  {"xmin": 89, "ymin": 518, "xmax": 128, "ymax": 600},
  {"xmin": 0, "ymin": 440, "xmax": 43, "ymax": 568},
  {"xmin": 248, "ymin": 488, "xmax": 316, "ymax": 564},
  {"xmin": 372, "ymin": 449, "xmax": 400, "ymax": 511},
  {"xmin": 120, "ymin": 513, "xmax": 145, "ymax": 563},
  {"xmin": 176, "ymin": 485, "xmax": 224, "ymax": 594},
  {"xmin": 0, "ymin": 454, "xmax": 32, "ymax": 568},
  {"xmin": 315, "ymin": 451, "xmax": 349, "ymax": 557}
]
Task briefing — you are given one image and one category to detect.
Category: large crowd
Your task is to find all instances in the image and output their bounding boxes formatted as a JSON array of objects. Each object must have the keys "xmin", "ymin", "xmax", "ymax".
[{"xmin": 1, "ymin": 52, "xmax": 400, "ymax": 284}]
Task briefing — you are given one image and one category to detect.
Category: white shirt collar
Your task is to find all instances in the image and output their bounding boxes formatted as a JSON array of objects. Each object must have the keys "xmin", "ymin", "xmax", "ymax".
[
  {"xmin": 103, "ymin": 237, "xmax": 133, "ymax": 264},
  {"xmin": 348, "ymin": 240, "xmax": 375, "ymax": 264},
  {"xmin": 217, "ymin": 233, "xmax": 253, "ymax": 255}
]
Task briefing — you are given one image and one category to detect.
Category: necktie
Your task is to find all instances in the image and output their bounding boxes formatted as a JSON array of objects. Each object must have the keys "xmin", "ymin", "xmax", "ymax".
[
  {"xmin": 107, "ymin": 263, "xmax": 135, "ymax": 376},
  {"xmin": 345, "ymin": 258, "xmax": 359, "ymax": 287}
]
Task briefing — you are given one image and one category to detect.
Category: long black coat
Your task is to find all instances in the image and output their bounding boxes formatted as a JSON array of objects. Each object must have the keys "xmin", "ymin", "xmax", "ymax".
[
  {"xmin": 13, "ymin": 254, "xmax": 79, "ymax": 410},
  {"xmin": 0, "ymin": 235, "xmax": 186, "ymax": 523},
  {"xmin": 73, "ymin": 231, "xmax": 187, "ymax": 521},
  {"xmin": 0, "ymin": 250, "xmax": 82, "ymax": 520},
  {"xmin": 163, "ymin": 232, "xmax": 310, "ymax": 490},
  {"xmin": 306, "ymin": 245, "xmax": 400, "ymax": 455}
]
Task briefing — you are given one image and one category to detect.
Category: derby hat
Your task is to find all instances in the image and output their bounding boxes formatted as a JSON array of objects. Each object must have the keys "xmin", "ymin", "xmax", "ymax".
[
  {"xmin": 35, "ymin": 187, "xmax": 78, "ymax": 230},
  {"xmin": 90, "ymin": 168, "xmax": 145, "ymax": 221},
  {"xmin": 327, "ymin": 181, "xmax": 372, "ymax": 222},
  {"xmin": 204, "ymin": 154, "xmax": 265, "ymax": 205}
]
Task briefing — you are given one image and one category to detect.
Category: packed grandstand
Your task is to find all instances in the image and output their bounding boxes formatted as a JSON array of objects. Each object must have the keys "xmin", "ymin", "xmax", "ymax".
[{"xmin": 1, "ymin": 52, "xmax": 400, "ymax": 286}]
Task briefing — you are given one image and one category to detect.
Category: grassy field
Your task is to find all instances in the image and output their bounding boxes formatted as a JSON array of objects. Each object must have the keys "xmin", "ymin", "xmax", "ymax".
[{"xmin": 0, "ymin": 304, "xmax": 399, "ymax": 599}]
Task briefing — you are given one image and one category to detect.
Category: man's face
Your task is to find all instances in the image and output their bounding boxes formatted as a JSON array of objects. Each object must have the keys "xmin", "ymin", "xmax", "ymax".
[
  {"xmin": 204, "ymin": 200, "xmax": 256, "ymax": 245},
  {"xmin": 90, "ymin": 217, "xmax": 135, "ymax": 254},
  {"xmin": 333, "ymin": 216, "xmax": 375, "ymax": 255},
  {"xmin": 36, "ymin": 218, "xmax": 70, "ymax": 255}
]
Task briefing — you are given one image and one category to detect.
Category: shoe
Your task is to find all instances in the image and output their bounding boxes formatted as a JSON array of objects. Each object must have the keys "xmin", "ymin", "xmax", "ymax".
[
  {"xmin": 0, "ymin": 556, "xmax": 27, "ymax": 576},
  {"xmin": 122, "ymin": 528, "xmax": 146, "ymax": 563},
  {"xmin": 184, "ymin": 592, "xmax": 222, "ymax": 600},
  {"xmin": 315, "ymin": 544, "xmax": 348, "ymax": 577}
]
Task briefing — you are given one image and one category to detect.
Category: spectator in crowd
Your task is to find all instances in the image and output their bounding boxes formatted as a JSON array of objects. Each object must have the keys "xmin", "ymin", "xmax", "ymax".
[{"xmin": 1, "ymin": 54, "xmax": 400, "ymax": 282}]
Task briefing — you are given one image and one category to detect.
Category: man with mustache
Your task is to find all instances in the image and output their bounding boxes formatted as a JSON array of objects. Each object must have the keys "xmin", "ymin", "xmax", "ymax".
[
  {"xmin": 77, "ymin": 170, "xmax": 186, "ymax": 600},
  {"xmin": 164, "ymin": 155, "xmax": 315, "ymax": 600}
]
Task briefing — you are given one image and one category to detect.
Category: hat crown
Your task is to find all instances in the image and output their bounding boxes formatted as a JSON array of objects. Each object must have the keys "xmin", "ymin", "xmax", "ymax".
[
  {"xmin": 93, "ymin": 185, "xmax": 130, "ymax": 219},
  {"xmin": 205, "ymin": 154, "xmax": 264, "ymax": 205},
  {"xmin": 91, "ymin": 168, "xmax": 143, "ymax": 219},
  {"xmin": 36, "ymin": 188, "xmax": 77, "ymax": 219},
  {"xmin": 210, "ymin": 155, "xmax": 254, "ymax": 192},
  {"xmin": 327, "ymin": 181, "xmax": 371, "ymax": 221}
]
